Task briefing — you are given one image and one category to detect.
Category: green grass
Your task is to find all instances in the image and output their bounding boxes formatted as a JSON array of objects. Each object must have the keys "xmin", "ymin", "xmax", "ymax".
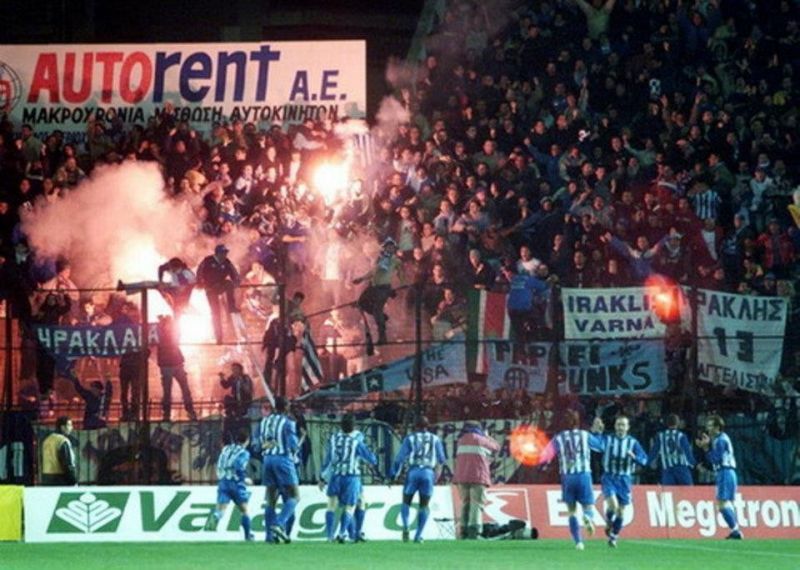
[{"xmin": 2, "ymin": 540, "xmax": 799, "ymax": 570}]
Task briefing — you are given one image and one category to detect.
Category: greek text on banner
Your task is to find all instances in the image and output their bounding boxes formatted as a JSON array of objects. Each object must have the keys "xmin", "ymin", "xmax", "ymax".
[{"xmin": 696, "ymin": 289, "xmax": 787, "ymax": 395}]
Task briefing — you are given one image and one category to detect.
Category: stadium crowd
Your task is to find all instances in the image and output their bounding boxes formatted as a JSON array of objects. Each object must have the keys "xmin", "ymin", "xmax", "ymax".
[{"xmin": 0, "ymin": 0, "xmax": 799, "ymax": 424}]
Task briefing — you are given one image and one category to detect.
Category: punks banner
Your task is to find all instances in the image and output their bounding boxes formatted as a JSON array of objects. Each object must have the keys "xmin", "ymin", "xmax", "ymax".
[
  {"xmin": 696, "ymin": 289, "xmax": 788, "ymax": 394},
  {"xmin": 33, "ymin": 323, "xmax": 157, "ymax": 357},
  {"xmin": 301, "ymin": 343, "xmax": 467, "ymax": 398},
  {"xmin": 562, "ymin": 287, "xmax": 670, "ymax": 340},
  {"xmin": 558, "ymin": 340, "xmax": 667, "ymax": 396},
  {"xmin": 485, "ymin": 341, "xmax": 550, "ymax": 394},
  {"xmin": 0, "ymin": 41, "xmax": 366, "ymax": 141}
]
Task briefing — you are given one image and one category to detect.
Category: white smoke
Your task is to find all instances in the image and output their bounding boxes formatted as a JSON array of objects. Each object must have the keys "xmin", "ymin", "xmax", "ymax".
[{"xmin": 22, "ymin": 161, "xmax": 207, "ymax": 287}]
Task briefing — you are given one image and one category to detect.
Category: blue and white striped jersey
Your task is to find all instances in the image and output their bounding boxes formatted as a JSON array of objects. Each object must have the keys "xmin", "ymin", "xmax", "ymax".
[
  {"xmin": 544, "ymin": 430, "xmax": 605, "ymax": 475},
  {"xmin": 258, "ymin": 413, "xmax": 298, "ymax": 457},
  {"xmin": 321, "ymin": 431, "xmax": 378, "ymax": 479},
  {"xmin": 707, "ymin": 432, "xmax": 737, "ymax": 471},
  {"xmin": 217, "ymin": 443, "xmax": 250, "ymax": 482},
  {"xmin": 601, "ymin": 435, "xmax": 647, "ymax": 476},
  {"xmin": 649, "ymin": 429, "xmax": 696, "ymax": 470},
  {"xmin": 392, "ymin": 431, "xmax": 446, "ymax": 476}
]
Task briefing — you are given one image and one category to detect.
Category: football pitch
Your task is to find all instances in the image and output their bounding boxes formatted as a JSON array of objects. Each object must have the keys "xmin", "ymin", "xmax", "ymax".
[{"xmin": 2, "ymin": 540, "xmax": 799, "ymax": 570}]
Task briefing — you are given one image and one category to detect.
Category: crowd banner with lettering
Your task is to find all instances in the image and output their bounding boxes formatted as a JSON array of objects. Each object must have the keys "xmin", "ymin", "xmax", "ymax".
[
  {"xmin": 466, "ymin": 290, "xmax": 511, "ymax": 374},
  {"xmin": 562, "ymin": 287, "xmax": 667, "ymax": 340},
  {"xmin": 451, "ymin": 485, "xmax": 800, "ymax": 539},
  {"xmin": 32, "ymin": 324, "xmax": 158, "ymax": 357},
  {"xmin": 558, "ymin": 340, "xmax": 667, "ymax": 396},
  {"xmin": 485, "ymin": 341, "xmax": 549, "ymax": 394},
  {"xmin": 696, "ymin": 289, "xmax": 788, "ymax": 395},
  {"xmin": 301, "ymin": 343, "xmax": 467, "ymax": 398},
  {"xmin": 0, "ymin": 42, "xmax": 367, "ymax": 140}
]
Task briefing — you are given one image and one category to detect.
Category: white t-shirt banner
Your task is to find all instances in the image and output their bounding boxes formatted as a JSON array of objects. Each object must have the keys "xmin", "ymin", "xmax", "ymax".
[
  {"xmin": 558, "ymin": 340, "xmax": 668, "ymax": 395},
  {"xmin": 562, "ymin": 287, "xmax": 668, "ymax": 340},
  {"xmin": 696, "ymin": 289, "xmax": 787, "ymax": 394},
  {"xmin": 485, "ymin": 341, "xmax": 550, "ymax": 394}
]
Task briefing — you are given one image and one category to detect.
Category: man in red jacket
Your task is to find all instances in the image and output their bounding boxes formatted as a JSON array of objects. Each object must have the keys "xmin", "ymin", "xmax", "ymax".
[{"xmin": 453, "ymin": 421, "xmax": 500, "ymax": 539}]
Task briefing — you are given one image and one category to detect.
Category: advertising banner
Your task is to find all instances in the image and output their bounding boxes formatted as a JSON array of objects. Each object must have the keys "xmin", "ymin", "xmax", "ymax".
[
  {"xmin": 0, "ymin": 41, "xmax": 366, "ymax": 141},
  {"xmin": 558, "ymin": 340, "xmax": 668, "ymax": 395},
  {"xmin": 453, "ymin": 485, "xmax": 800, "ymax": 539},
  {"xmin": 24, "ymin": 485, "xmax": 454, "ymax": 542},
  {"xmin": 0, "ymin": 486, "xmax": 24, "ymax": 541},
  {"xmin": 696, "ymin": 289, "xmax": 788, "ymax": 395},
  {"xmin": 562, "ymin": 287, "xmax": 666, "ymax": 340}
]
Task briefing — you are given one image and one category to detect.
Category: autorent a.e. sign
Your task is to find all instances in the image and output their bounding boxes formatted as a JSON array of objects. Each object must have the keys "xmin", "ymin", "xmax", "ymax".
[{"xmin": 0, "ymin": 42, "xmax": 365, "ymax": 139}]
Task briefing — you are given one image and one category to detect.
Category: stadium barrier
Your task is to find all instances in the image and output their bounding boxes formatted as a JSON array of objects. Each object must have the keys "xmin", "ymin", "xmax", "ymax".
[
  {"xmin": 0, "ymin": 486, "xmax": 24, "ymax": 541},
  {"xmin": 453, "ymin": 485, "xmax": 800, "ymax": 539},
  {"xmin": 23, "ymin": 485, "xmax": 455, "ymax": 543},
  {"xmin": 22, "ymin": 484, "xmax": 799, "ymax": 542}
]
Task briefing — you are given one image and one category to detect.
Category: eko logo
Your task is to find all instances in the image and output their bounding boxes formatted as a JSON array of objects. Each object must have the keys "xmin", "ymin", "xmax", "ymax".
[
  {"xmin": 47, "ymin": 492, "xmax": 129, "ymax": 533},
  {"xmin": 0, "ymin": 61, "xmax": 22, "ymax": 113}
]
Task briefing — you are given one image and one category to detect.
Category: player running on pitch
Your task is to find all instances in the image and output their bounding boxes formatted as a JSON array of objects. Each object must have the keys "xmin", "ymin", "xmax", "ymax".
[
  {"xmin": 208, "ymin": 429, "xmax": 254, "ymax": 541},
  {"xmin": 540, "ymin": 411, "xmax": 605, "ymax": 550},
  {"xmin": 390, "ymin": 416, "xmax": 446, "ymax": 543},
  {"xmin": 319, "ymin": 414, "xmax": 380, "ymax": 543},
  {"xmin": 597, "ymin": 415, "xmax": 648, "ymax": 548},
  {"xmin": 695, "ymin": 414, "xmax": 743, "ymax": 539}
]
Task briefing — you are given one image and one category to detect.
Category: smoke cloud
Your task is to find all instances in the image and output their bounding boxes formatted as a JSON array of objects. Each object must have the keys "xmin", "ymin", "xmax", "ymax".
[{"xmin": 22, "ymin": 161, "xmax": 208, "ymax": 288}]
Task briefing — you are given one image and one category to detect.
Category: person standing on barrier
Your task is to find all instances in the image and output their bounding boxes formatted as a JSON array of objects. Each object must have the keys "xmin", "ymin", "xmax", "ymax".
[
  {"xmin": 695, "ymin": 414, "xmax": 743, "ymax": 540},
  {"xmin": 41, "ymin": 416, "xmax": 76, "ymax": 486},
  {"xmin": 157, "ymin": 257, "xmax": 196, "ymax": 317},
  {"xmin": 258, "ymin": 396, "xmax": 299, "ymax": 544},
  {"xmin": 155, "ymin": 315, "xmax": 197, "ymax": 422},
  {"xmin": 352, "ymin": 238, "xmax": 401, "ymax": 345},
  {"xmin": 453, "ymin": 421, "xmax": 500, "ymax": 539},
  {"xmin": 197, "ymin": 244, "xmax": 240, "ymax": 345},
  {"xmin": 389, "ymin": 416, "xmax": 447, "ymax": 543},
  {"xmin": 648, "ymin": 413, "xmax": 696, "ymax": 485}
]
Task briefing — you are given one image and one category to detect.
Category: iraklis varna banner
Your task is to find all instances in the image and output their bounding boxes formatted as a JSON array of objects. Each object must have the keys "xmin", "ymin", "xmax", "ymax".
[
  {"xmin": 0, "ymin": 41, "xmax": 366, "ymax": 142},
  {"xmin": 696, "ymin": 289, "xmax": 787, "ymax": 394},
  {"xmin": 561, "ymin": 287, "xmax": 669, "ymax": 339}
]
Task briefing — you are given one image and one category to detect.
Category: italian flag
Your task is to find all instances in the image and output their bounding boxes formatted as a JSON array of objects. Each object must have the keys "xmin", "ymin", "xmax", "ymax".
[{"xmin": 466, "ymin": 289, "xmax": 511, "ymax": 374}]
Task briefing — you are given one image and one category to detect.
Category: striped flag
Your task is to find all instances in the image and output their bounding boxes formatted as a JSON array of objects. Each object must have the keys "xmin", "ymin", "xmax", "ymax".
[
  {"xmin": 300, "ymin": 328, "xmax": 324, "ymax": 392},
  {"xmin": 466, "ymin": 290, "xmax": 511, "ymax": 374}
]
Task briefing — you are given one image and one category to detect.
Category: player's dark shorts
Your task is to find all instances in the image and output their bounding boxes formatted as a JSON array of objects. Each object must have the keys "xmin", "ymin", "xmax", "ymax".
[
  {"xmin": 661, "ymin": 466, "xmax": 693, "ymax": 486},
  {"xmin": 327, "ymin": 474, "xmax": 361, "ymax": 506},
  {"xmin": 404, "ymin": 466, "xmax": 435, "ymax": 498},
  {"xmin": 262, "ymin": 455, "xmax": 299, "ymax": 488},
  {"xmin": 561, "ymin": 472, "xmax": 595, "ymax": 506},
  {"xmin": 357, "ymin": 285, "xmax": 393, "ymax": 315},
  {"xmin": 715, "ymin": 467, "xmax": 737, "ymax": 501},
  {"xmin": 601, "ymin": 473, "xmax": 632, "ymax": 506},
  {"xmin": 217, "ymin": 480, "xmax": 251, "ymax": 505}
]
